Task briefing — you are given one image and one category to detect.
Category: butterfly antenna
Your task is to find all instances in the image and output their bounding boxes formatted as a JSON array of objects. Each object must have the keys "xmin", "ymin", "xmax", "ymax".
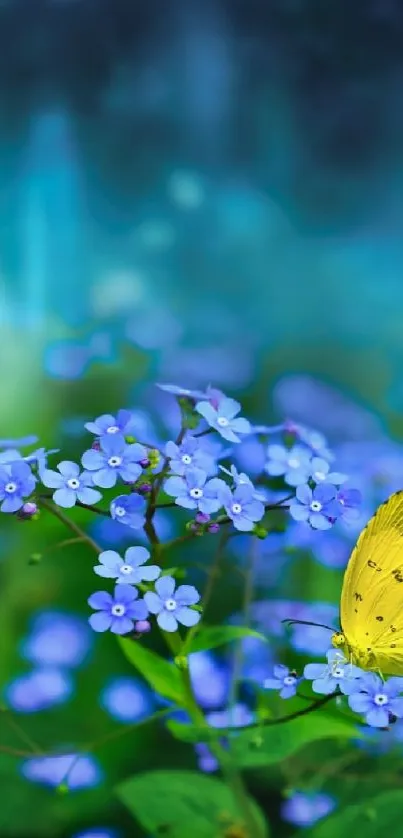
[{"xmin": 282, "ymin": 619, "xmax": 335, "ymax": 632}]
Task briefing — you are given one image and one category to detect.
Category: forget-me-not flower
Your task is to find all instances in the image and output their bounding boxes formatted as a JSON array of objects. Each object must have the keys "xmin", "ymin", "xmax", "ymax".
[
  {"xmin": 290, "ymin": 484, "xmax": 341, "ymax": 530},
  {"xmin": 309, "ymin": 457, "xmax": 347, "ymax": 486},
  {"xmin": 0, "ymin": 461, "xmax": 36, "ymax": 512},
  {"xmin": 88, "ymin": 585, "xmax": 148, "ymax": 634},
  {"xmin": 304, "ymin": 649, "xmax": 363, "ymax": 694},
  {"xmin": 165, "ymin": 436, "xmax": 216, "ymax": 476},
  {"xmin": 144, "ymin": 575, "xmax": 200, "ymax": 632},
  {"xmin": 41, "ymin": 461, "xmax": 102, "ymax": 508},
  {"xmin": 264, "ymin": 664, "xmax": 300, "ymax": 698},
  {"xmin": 266, "ymin": 443, "xmax": 312, "ymax": 487},
  {"xmin": 82, "ymin": 436, "xmax": 147, "ymax": 488},
  {"xmin": 85, "ymin": 409, "xmax": 134, "ymax": 438},
  {"xmin": 281, "ymin": 792, "xmax": 336, "ymax": 827},
  {"xmin": 347, "ymin": 673, "xmax": 403, "ymax": 728},
  {"xmin": 93, "ymin": 546, "xmax": 161, "ymax": 585},
  {"xmin": 164, "ymin": 468, "xmax": 225, "ymax": 514},
  {"xmin": 110, "ymin": 493, "xmax": 146, "ymax": 528},
  {"xmin": 195, "ymin": 397, "xmax": 250, "ymax": 443},
  {"xmin": 219, "ymin": 483, "xmax": 265, "ymax": 532}
]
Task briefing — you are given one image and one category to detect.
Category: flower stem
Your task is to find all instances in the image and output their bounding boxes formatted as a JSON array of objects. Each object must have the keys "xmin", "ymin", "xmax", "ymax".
[{"xmin": 39, "ymin": 498, "xmax": 102, "ymax": 554}]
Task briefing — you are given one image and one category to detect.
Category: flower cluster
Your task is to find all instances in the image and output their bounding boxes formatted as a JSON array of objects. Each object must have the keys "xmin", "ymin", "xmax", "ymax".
[{"xmin": 265, "ymin": 648, "xmax": 403, "ymax": 729}]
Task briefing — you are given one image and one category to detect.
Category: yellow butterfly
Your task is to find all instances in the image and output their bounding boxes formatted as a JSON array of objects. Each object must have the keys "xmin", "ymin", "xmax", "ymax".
[{"xmin": 332, "ymin": 491, "xmax": 403, "ymax": 675}]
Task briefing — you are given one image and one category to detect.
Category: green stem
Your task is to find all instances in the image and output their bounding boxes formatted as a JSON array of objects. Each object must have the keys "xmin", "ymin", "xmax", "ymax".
[
  {"xmin": 164, "ymin": 634, "xmax": 264, "ymax": 838},
  {"xmin": 39, "ymin": 498, "xmax": 102, "ymax": 554}
]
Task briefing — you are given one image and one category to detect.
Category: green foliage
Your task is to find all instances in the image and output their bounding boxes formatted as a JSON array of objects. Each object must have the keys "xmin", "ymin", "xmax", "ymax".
[
  {"xmin": 116, "ymin": 769, "xmax": 269, "ymax": 837},
  {"xmin": 117, "ymin": 637, "xmax": 185, "ymax": 705},
  {"xmin": 166, "ymin": 720, "xmax": 224, "ymax": 743},
  {"xmin": 231, "ymin": 713, "xmax": 363, "ymax": 768},
  {"xmin": 302, "ymin": 790, "xmax": 403, "ymax": 838},
  {"xmin": 185, "ymin": 625, "xmax": 267, "ymax": 654}
]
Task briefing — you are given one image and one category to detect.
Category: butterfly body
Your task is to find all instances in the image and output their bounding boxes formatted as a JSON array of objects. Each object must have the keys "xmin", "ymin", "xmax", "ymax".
[{"xmin": 332, "ymin": 491, "xmax": 403, "ymax": 677}]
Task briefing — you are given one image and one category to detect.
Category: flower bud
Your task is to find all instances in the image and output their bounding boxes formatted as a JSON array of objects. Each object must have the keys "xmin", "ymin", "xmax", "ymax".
[
  {"xmin": 17, "ymin": 502, "xmax": 39, "ymax": 520},
  {"xmin": 208, "ymin": 522, "xmax": 220, "ymax": 534},
  {"xmin": 253, "ymin": 525, "xmax": 268, "ymax": 539},
  {"xmin": 134, "ymin": 620, "xmax": 151, "ymax": 634},
  {"xmin": 140, "ymin": 458, "xmax": 150, "ymax": 469},
  {"xmin": 138, "ymin": 482, "xmax": 152, "ymax": 495},
  {"xmin": 148, "ymin": 449, "xmax": 161, "ymax": 469},
  {"xmin": 195, "ymin": 512, "xmax": 210, "ymax": 524},
  {"xmin": 91, "ymin": 440, "xmax": 101, "ymax": 450},
  {"xmin": 174, "ymin": 655, "xmax": 189, "ymax": 670}
]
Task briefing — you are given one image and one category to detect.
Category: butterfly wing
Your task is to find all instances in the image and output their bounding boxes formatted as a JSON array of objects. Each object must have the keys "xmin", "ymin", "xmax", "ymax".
[{"xmin": 340, "ymin": 490, "xmax": 403, "ymax": 675}]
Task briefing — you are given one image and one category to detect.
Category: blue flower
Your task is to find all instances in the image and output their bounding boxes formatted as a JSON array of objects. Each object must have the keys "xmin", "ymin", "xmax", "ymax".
[
  {"xmin": 264, "ymin": 664, "xmax": 300, "ymax": 698},
  {"xmin": 21, "ymin": 753, "xmax": 101, "ymax": 789},
  {"xmin": 281, "ymin": 791, "xmax": 336, "ymax": 827},
  {"xmin": 156, "ymin": 383, "xmax": 207, "ymax": 400},
  {"xmin": 85, "ymin": 409, "xmax": 134, "ymax": 438},
  {"xmin": 81, "ymin": 436, "xmax": 147, "ymax": 488},
  {"xmin": 93, "ymin": 546, "xmax": 161, "ymax": 585},
  {"xmin": 309, "ymin": 457, "xmax": 347, "ymax": 486},
  {"xmin": 0, "ymin": 461, "xmax": 36, "ymax": 512},
  {"xmin": 347, "ymin": 673, "xmax": 403, "ymax": 728},
  {"xmin": 88, "ymin": 585, "xmax": 148, "ymax": 634},
  {"xmin": 336, "ymin": 487, "xmax": 362, "ymax": 521},
  {"xmin": 206, "ymin": 702, "xmax": 254, "ymax": 729},
  {"xmin": 220, "ymin": 483, "xmax": 265, "ymax": 532},
  {"xmin": 195, "ymin": 397, "xmax": 251, "ymax": 443},
  {"xmin": 100, "ymin": 676, "xmax": 153, "ymax": 723},
  {"xmin": 41, "ymin": 460, "xmax": 102, "ymax": 508},
  {"xmin": 110, "ymin": 493, "xmax": 146, "ymax": 528},
  {"xmin": 266, "ymin": 443, "xmax": 312, "ymax": 487},
  {"xmin": 5, "ymin": 668, "xmax": 73, "ymax": 713},
  {"xmin": 304, "ymin": 649, "xmax": 363, "ymax": 694},
  {"xmin": 21, "ymin": 610, "xmax": 92, "ymax": 668},
  {"xmin": 0, "ymin": 435, "xmax": 38, "ymax": 449},
  {"xmin": 289, "ymin": 484, "xmax": 341, "ymax": 530},
  {"xmin": 219, "ymin": 464, "xmax": 265, "ymax": 499},
  {"xmin": 144, "ymin": 575, "xmax": 200, "ymax": 632},
  {"xmin": 164, "ymin": 468, "xmax": 225, "ymax": 514},
  {"xmin": 165, "ymin": 436, "xmax": 216, "ymax": 476}
]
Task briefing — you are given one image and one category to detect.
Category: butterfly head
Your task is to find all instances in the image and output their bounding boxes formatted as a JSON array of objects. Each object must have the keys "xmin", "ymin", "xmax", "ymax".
[{"xmin": 331, "ymin": 631, "xmax": 347, "ymax": 650}]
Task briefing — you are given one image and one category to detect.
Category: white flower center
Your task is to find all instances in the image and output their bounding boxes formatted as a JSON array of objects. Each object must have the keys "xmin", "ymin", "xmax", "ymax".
[
  {"xmin": 288, "ymin": 457, "xmax": 300, "ymax": 469},
  {"xmin": 232, "ymin": 503, "xmax": 242, "ymax": 515},
  {"xmin": 111, "ymin": 604, "xmax": 126, "ymax": 617},
  {"xmin": 182, "ymin": 454, "xmax": 192, "ymax": 465},
  {"xmin": 190, "ymin": 487, "xmax": 203, "ymax": 499},
  {"xmin": 107, "ymin": 425, "xmax": 120, "ymax": 434},
  {"xmin": 114, "ymin": 506, "xmax": 126, "ymax": 517},
  {"xmin": 120, "ymin": 564, "xmax": 133, "ymax": 575},
  {"xmin": 67, "ymin": 478, "xmax": 80, "ymax": 489},
  {"xmin": 314, "ymin": 471, "xmax": 326, "ymax": 481},
  {"xmin": 374, "ymin": 693, "xmax": 388, "ymax": 706},
  {"xmin": 310, "ymin": 501, "xmax": 322, "ymax": 512},
  {"xmin": 284, "ymin": 675, "xmax": 296, "ymax": 686},
  {"xmin": 217, "ymin": 416, "xmax": 229, "ymax": 427},
  {"xmin": 108, "ymin": 456, "xmax": 122, "ymax": 468},
  {"xmin": 4, "ymin": 482, "xmax": 17, "ymax": 493},
  {"xmin": 332, "ymin": 666, "xmax": 344, "ymax": 678},
  {"xmin": 165, "ymin": 598, "xmax": 177, "ymax": 611}
]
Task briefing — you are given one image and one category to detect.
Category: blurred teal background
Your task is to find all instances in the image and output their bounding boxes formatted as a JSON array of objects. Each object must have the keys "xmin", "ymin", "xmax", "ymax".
[{"xmin": 3, "ymin": 2, "xmax": 403, "ymax": 837}]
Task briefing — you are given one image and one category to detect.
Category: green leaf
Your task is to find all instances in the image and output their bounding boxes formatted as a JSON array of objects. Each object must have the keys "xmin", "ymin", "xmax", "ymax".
[
  {"xmin": 116, "ymin": 769, "xmax": 269, "ymax": 838},
  {"xmin": 302, "ymin": 790, "xmax": 403, "ymax": 838},
  {"xmin": 185, "ymin": 624, "xmax": 267, "ymax": 654},
  {"xmin": 232, "ymin": 712, "xmax": 362, "ymax": 768},
  {"xmin": 117, "ymin": 637, "xmax": 185, "ymax": 705}
]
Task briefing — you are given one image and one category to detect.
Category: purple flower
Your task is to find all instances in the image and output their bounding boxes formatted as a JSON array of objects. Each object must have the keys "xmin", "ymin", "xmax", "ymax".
[
  {"xmin": 110, "ymin": 493, "xmax": 146, "ymax": 528},
  {"xmin": 144, "ymin": 576, "xmax": 200, "ymax": 632},
  {"xmin": 85, "ymin": 409, "xmax": 134, "ymax": 437},
  {"xmin": 165, "ymin": 436, "xmax": 216, "ymax": 476},
  {"xmin": 290, "ymin": 484, "xmax": 341, "ymax": 530},
  {"xmin": 264, "ymin": 664, "xmax": 300, "ymax": 699},
  {"xmin": 164, "ymin": 468, "xmax": 225, "ymax": 514},
  {"xmin": 347, "ymin": 673, "xmax": 403, "ymax": 728},
  {"xmin": 0, "ymin": 461, "xmax": 36, "ymax": 512},
  {"xmin": 88, "ymin": 585, "xmax": 148, "ymax": 634},
  {"xmin": 195, "ymin": 397, "xmax": 250, "ymax": 443},
  {"xmin": 81, "ymin": 436, "xmax": 147, "ymax": 488},
  {"xmin": 281, "ymin": 792, "xmax": 336, "ymax": 827},
  {"xmin": 266, "ymin": 443, "xmax": 312, "ymax": 487},
  {"xmin": 220, "ymin": 483, "xmax": 265, "ymax": 532},
  {"xmin": 41, "ymin": 461, "xmax": 102, "ymax": 508},
  {"xmin": 93, "ymin": 546, "xmax": 161, "ymax": 585},
  {"xmin": 309, "ymin": 457, "xmax": 347, "ymax": 486},
  {"xmin": 304, "ymin": 649, "xmax": 363, "ymax": 695}
]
